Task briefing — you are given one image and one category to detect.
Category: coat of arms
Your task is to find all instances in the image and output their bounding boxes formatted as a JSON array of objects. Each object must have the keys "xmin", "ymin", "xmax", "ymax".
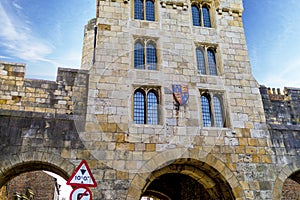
[{"xmin": 172, "ymin": 84, "xmax": 189, "ymax": 106}]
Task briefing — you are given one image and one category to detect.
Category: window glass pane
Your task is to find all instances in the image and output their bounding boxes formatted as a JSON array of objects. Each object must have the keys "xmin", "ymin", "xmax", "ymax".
[
  {"xmin": 146, "ymin": 0, "xmax": 155, "ymax": 21},
  {"xmin": 192, "ymin": 5, "xmax": 201, "ymax": 26},
  {"xmin": 202, "ymin": 6, "xmax": 211, "ymax": 27},
  {"xmin": 134, "ymin": 0, "xmax": 144, "ymax": 20},
  {"xmin": 134, "ymin": 91, "xmax": 145, "ymax": 124},
  {"xmin": 196, "ymin": 48, "xmax": 206, "ymax": 74},
  {"xmin": 134, "ymin": 42, "xmax": 145, "ymax": 69},
  {"xmin": 213, "ymin": 96, "xmax": 224, "ymax": 127},
  {"xmin": 146, "ymin": 43, "xmax": 157, "ymax": 70},
  {"xmin": 207, "ymin": 49, "xmax": 217, "ymax": 75},
  {"xmin": 147, "ymin": 91, "xmax": 158, "ymax": 124},
  {"xmin": 201, "ymin": 95, "xmax": 211, "ymax": 127}
]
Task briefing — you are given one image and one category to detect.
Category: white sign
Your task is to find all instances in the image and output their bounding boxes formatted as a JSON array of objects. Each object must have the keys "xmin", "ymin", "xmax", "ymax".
[
  {"xmin": 67, "ymin": 160, "xmax": 97, "ymax": 187},
  {"xmin": 70, "ymin": 187, "xmax": 92, "ymax": 200}
]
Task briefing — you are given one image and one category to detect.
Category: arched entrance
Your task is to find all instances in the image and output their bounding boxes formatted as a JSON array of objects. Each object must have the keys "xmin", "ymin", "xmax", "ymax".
[
  {"xmin": 140, "ymin": 158, "xmax": 235, "ymax": 200},
  {"xmin": 281, "ymin": 170, "xmax": 300, "ymax": 199},
  {"xmin": 273, "ymin": 159, "xmax": 300, "ymax": 199},
  {"xmin": 0, "ymin": 157, "xmax": 75, "ymax": 200},
  {"xmin": 0, "ymin": 161, "xmax": 71, "ymax": 188}
]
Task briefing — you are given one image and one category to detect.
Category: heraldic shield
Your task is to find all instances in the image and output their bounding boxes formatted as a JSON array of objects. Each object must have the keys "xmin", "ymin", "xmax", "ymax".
[{"xmin": 172, "ymin": 84, "xmax": 189, "ymax": 106}]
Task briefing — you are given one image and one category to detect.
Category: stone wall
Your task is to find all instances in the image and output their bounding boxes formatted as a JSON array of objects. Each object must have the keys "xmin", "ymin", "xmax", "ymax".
[
  {"xmin": 281, "ymin": 178, "xmax": 300, "ymax": 199},
  {"xmin": 260, "ymin": 86, "xmax": 300, "ymax": 125},
  {"xmin": 0, "ymin": 61, "xmax": 89, "ymax": 115},
  {"xmin": 5, "ymin": 171, "xmax": 56, "ymax": 200},
  {"xmin": 0, "ymin": 61, "xmax": 90, "ymax": 186},
  {"xmin": 260, "ymin": 85, "xmax": 300, "ymax": 199}
]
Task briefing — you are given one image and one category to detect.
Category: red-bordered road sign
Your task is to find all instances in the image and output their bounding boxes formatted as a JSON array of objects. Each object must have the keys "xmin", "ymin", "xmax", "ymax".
[
  {"xmin": 70, "ymin": 187, "xmax": 92, "ymax": 200},
  {"xmin": 67, "ymin": 160, "xmax": 97, "ymax": 187}
]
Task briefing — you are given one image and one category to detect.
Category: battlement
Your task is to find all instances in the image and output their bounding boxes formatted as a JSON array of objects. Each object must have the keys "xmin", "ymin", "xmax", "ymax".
[
  {"xmin": 266, "ymin": 87, "xmax": 284, "ymax": 100},
  {"xmin": 0, "ymin": 61, "xmax": 89, "ymax": 115},
  {"xmin": 260, "ymin": 85, "xmax": 300, "ymax": 125}
]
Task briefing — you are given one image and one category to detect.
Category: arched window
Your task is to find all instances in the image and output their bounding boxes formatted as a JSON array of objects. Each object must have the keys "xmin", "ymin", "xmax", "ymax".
[
  {"xmin": 146, "ymin": 43, "xmax": 157, "ymax": 70},
  {"xmin": 134, "ymin": 0, "xmax": 144, "ymax": 20},
  {"xmin": 202, "ymin": 5, "xmax": 211, "ymax": 27},
  {"xmin": 213, "ymin": 96, "xmax": 224, "ymax": 127},
  {"xmin": 146, "ymin": 0, "xmax": 155, "ymax": 21},
  {"xmin": 196, "ymin": 45, "xmax": 218, "ymax": 75},
  {"xmin": 134, "ymin": 42, "xmax": 145, "ymax": 69},
  {"xmin": 134, "ymin": 88, "xmax": 159, "ymax": 124},
  {"xmin": 191, "ymin": 3, "xmax": 212, "ymax": 27},
  {"xmin": 134, "ymin": 90, "xmax": 145, "ymax": 124},
  {"xmin": 147, "ymin": 90, "xmax": 158, "ymax": 124},
  {"xmin": 196, "ymin": 48, "xmax": 206, "ymax": 74},
  {"xmin": 134, "ymin": 0, "xmax": 155, "ymax": 21},
  {"xmin": 207, "ymin": 49, "xmax": 217, "ymax": 75},
  {"xmin": 201, "ymin": 95, "xmax": 212, "ymax": 127},
  {"xmin": 200, "ymin": 91, "xmax": 226, "ymax": 128},
  {"xmin": 134, "ymin": 40, "xmax": 157, "ymax": 70},
  {"xmin": 192, "ymin": 5, "xmax": 201, "ymax": 26}
]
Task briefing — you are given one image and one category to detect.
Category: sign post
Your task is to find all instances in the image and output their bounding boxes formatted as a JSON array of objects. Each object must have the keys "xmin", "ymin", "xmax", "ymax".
[{"xmin": 67, "ymin": 160, "xmax": 97, "ymax": 200}]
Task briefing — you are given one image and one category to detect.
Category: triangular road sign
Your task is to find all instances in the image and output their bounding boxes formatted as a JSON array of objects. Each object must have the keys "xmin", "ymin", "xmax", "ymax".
[{"xmin": 67, "ymin": 160, "xmax": 97, "ymax": 187}]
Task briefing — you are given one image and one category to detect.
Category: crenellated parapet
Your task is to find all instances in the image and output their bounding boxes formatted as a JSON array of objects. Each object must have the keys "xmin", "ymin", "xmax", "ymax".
[
  {"xmin": 260, "ymin": 85, "xmax": 300, "ymax": 125},
  {"xmin": 0, "ymin": 61, "xmax": 89, "ymax": 115}
]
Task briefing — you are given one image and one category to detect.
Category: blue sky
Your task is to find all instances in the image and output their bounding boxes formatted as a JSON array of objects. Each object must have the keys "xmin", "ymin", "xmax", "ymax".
[
  {"xmin": 0, "ymin": 0, "xmax": 299, "ymax": 88},
  {"xmin": 0, "ymin": 0, "xmax": 95, "ymax": 79},
  {"xmin": 243, "ymin": 0, "xmax": 300, "ymax": 88}
]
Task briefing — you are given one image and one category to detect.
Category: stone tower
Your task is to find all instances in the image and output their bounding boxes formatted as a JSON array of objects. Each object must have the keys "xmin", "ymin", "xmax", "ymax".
[
  {"xmin": 77, "ymin": 0, "xmax": 272, "ymax": 200},
  {"xmin": 78, "ymin": 0, "xmax": 272, "ymax": 199}
]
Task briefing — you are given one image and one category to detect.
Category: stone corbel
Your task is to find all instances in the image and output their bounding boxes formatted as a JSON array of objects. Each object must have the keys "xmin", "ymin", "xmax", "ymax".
[
  {"xmin": 217, "ymin": 8, "xmax": 222, "ymax": 15},
  {"xmin": 183, "ymin": 3, "xmax": 188, "ymax": 10},
  {"xmin": 160, "ymin": 1, "xmax": 188, "ymax": 10},
  {"xmin": 161, "ymin": 1, "xmax": 166, "ymax": 8},
  {"xmin": 217, "ymin": 7, "xmax": 243, "ymax": 17}
]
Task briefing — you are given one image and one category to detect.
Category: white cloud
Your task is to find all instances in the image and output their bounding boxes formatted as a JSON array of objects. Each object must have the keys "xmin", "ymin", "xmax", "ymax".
[
  {"xmin": 0, "ymin": 2, "xmax": 54, "ymax": 63},
  {"xmin": 261, "ymin": 58, "xmax": 300, "ymax": 88},
  {"xmin": 12, "ymin": 1, "xmax": 22, "ymax": 10},
  {"xmin": 0, "ymin": 55, "xmax": 13, "ymax": 60}
]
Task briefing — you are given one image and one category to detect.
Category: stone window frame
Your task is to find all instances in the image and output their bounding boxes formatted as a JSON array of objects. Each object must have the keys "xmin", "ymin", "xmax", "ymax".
[
  {"xmin": 195, "ymin": 43, "xmax": 221, "ymax": 76},
  {"xmin": 190, "ymin": 0, "xmax": 216, "ymax": 28},
  {"xmin": 133, "ymin": 37, "xmax": 160, "ymax": 70},
  {"xmin": 199, "ymin": 89, "xmax": 228, "ymax": 128},
  {"xmin": 132, "ymin": 86, "xmax": 161, "ymax": 125},
  {"xmin": 131, "ymin": 0, "xmax": 158, "ymax": 21}
]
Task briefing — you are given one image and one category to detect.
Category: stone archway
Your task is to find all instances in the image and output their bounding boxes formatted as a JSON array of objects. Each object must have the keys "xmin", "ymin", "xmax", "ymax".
[
  {"xmin": 273, "ymin": 159, "xmax": 300, "ymax": 199},
  {"xmin": 281, "ymin": 170, "xmax": 300, "ymax": 199},
  {"xmin": 0, "ymin": 152, "xmax": 75, "ymax": 187},
  {"xmin": 140, "ymin": 159, "xmax": 235, "ymax": 200},
  {"xmin": 126, "ymin": 148, "xmax": 244, "ymax": 200}
]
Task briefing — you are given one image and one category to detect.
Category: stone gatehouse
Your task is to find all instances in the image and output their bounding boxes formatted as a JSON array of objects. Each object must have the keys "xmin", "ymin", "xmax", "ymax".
[{"xmin": 0, "ymin": 0, "xmax": 300, "ymax": 199}]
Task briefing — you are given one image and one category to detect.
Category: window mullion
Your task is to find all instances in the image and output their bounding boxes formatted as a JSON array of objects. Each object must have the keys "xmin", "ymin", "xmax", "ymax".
[
  {"xmin": 145, "ymin": 90, "xmax": 148, "ymax": 124},
  {"xmin": 143, "ymin": 0, "xmax": 146, "ymax": 20},
  {"xmin": 199, "ymin": 4, "xmax": 203, "ymax": 27},
  {"xmin": 204, "ymin": 46, "xmax": 209, "ymax": 75},
  {"xmin": 157, "ymin": 90, "xmax": 160, "ymax": 124},
  {"xmin": 144, "ymin": 41, "xmax": 147, "ymax": 69},
  {"xmin": 210, "ymin": 93, "xmax": 216, "ymax": 127}
]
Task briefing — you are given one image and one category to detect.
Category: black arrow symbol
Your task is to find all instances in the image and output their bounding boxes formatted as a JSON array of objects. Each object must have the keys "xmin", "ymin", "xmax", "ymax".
[{"xmin": 81, "ymin": 169, "xmax": 86, "ymax": 175}]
